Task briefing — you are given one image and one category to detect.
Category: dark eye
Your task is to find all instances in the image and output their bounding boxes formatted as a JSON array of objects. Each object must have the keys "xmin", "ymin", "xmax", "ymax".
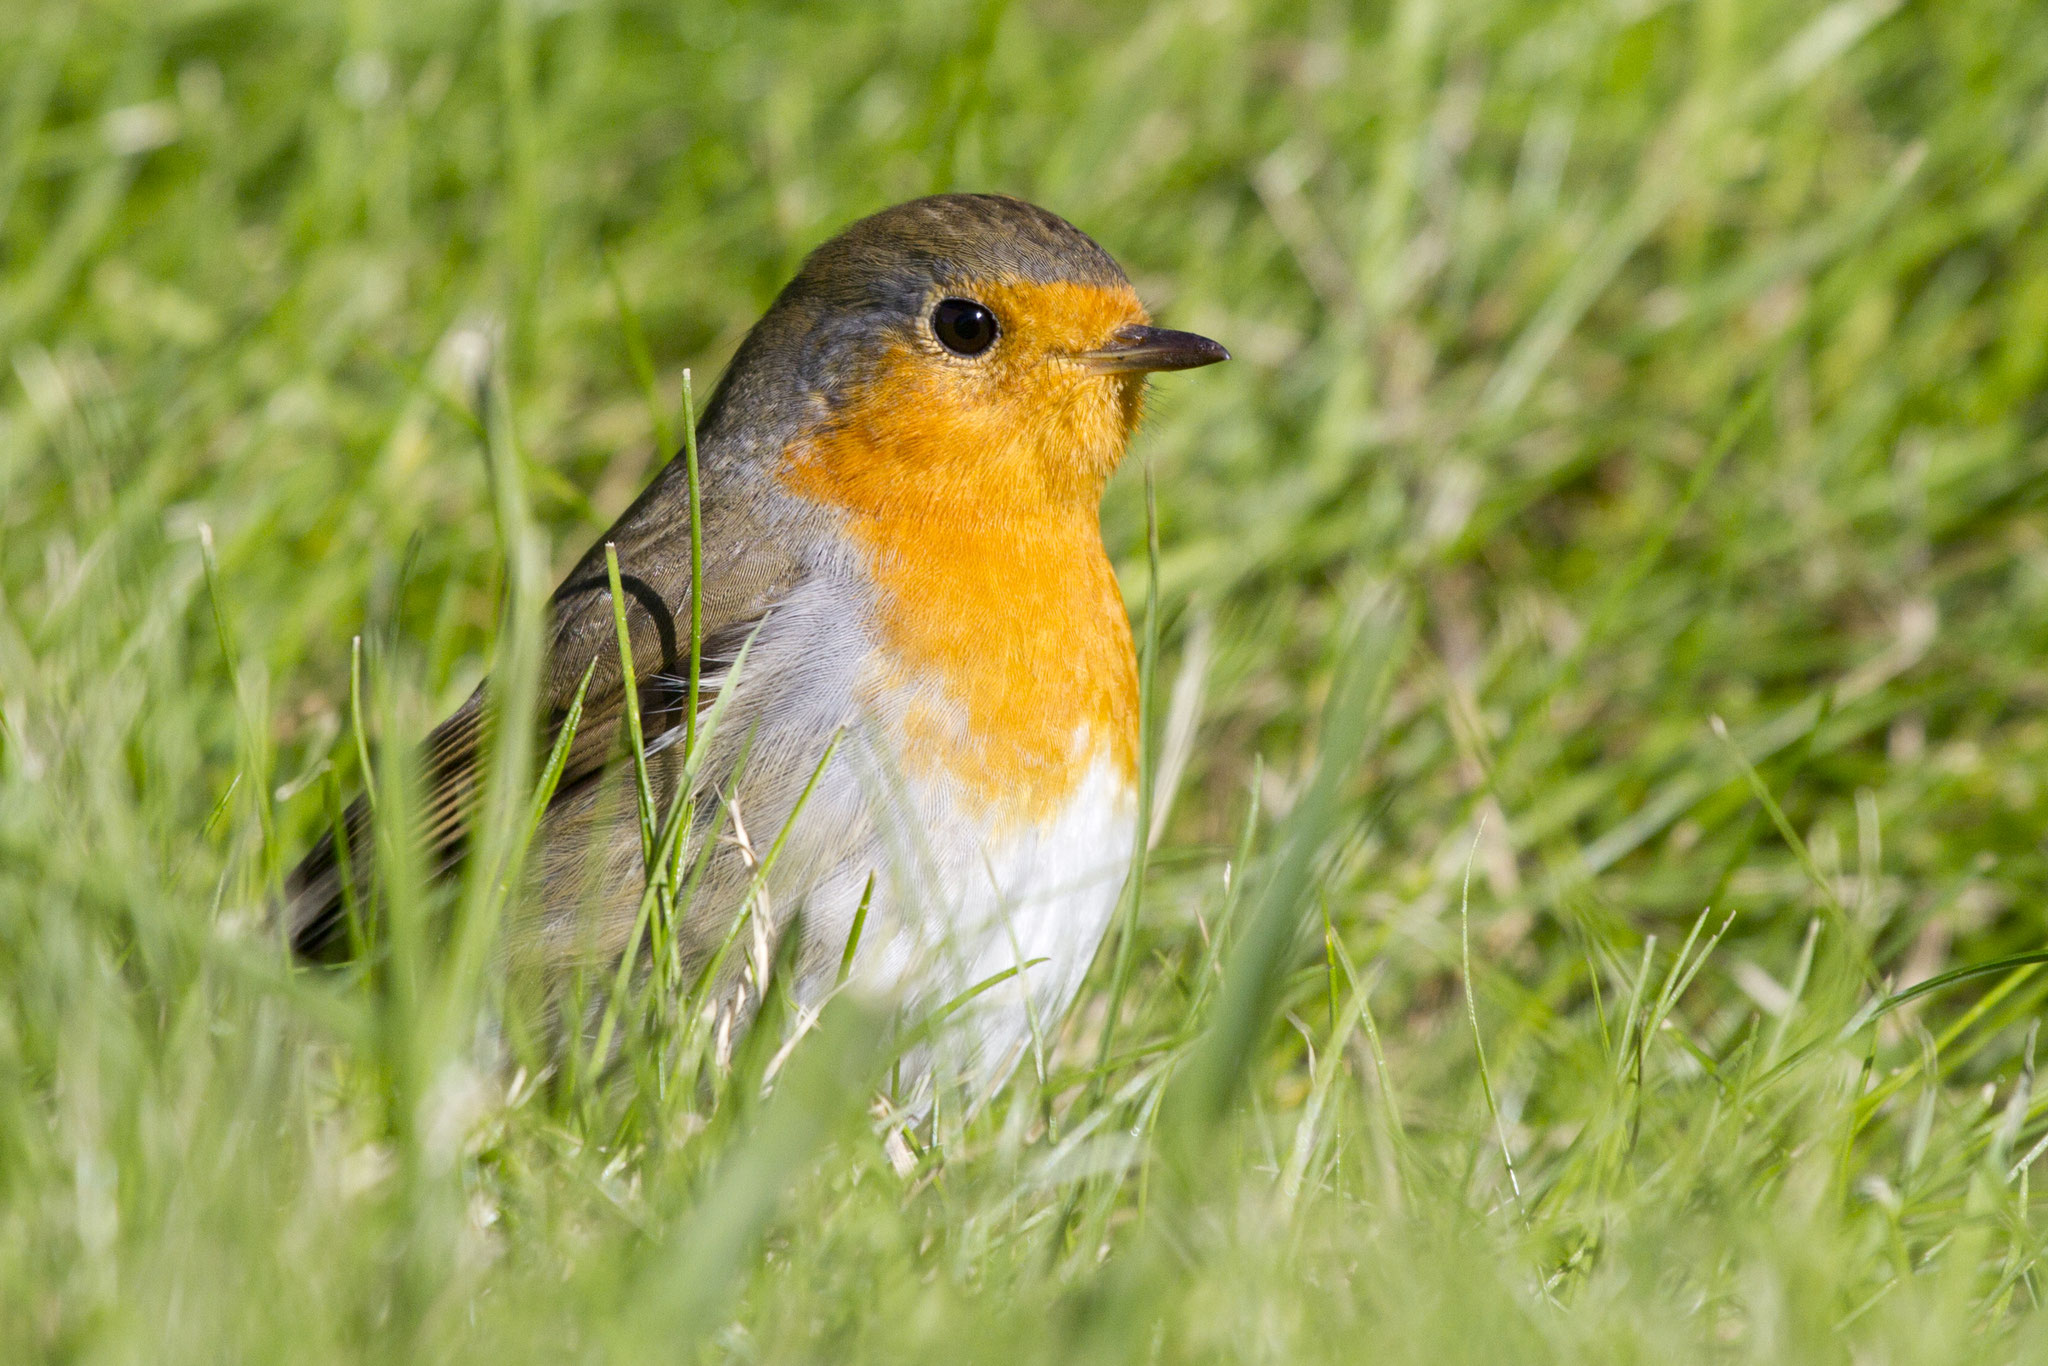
[{"xmin": 931, "ymin": 297, "xmax": 998, "ymax": 356}]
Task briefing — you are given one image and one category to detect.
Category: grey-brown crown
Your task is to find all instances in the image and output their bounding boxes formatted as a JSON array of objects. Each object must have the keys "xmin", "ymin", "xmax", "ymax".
[{"xmin": 786, "ymin": 194, "xmax": 1130, "ymax": 309}]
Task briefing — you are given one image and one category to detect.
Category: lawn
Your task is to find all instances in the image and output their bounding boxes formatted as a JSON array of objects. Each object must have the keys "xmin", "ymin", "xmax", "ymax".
[{"xmin": 7, "ymin": 0, "xmax": 2048, "ymax": 1359}]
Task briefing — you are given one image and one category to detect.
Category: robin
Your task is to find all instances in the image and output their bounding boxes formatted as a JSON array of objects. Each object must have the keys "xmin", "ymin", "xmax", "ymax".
[{"xmin": 283, "ymin": 193, "xmax": 1227, "ymax": 1102}]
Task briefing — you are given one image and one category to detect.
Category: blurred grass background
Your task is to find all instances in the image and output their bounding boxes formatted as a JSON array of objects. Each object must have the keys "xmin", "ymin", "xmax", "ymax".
[{"xmin": 7, "ymin": 0, "xmax": 2048, "ymax": 1358}]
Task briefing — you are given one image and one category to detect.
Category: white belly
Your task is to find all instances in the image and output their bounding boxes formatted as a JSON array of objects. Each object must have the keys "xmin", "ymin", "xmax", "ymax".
[{"xmin": 793, "ymin": 739, "xmax": 1137, "ymax": 1108}]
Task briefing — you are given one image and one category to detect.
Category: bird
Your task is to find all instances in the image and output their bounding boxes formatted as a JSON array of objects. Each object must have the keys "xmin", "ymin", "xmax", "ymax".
[{"xmin": 281, "ymin": 192, "xmax": 1228, "ymax": 1105}]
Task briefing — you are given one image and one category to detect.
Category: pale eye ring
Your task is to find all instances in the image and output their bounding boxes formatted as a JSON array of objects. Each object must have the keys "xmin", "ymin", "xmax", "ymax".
[{"xmin": 931, "ymin": 297, "xmax": 998, "ymax": 356}]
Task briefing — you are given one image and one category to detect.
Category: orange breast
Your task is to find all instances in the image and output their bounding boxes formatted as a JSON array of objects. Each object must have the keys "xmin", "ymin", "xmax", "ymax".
[
  {"xmin": 780, "ymin": 283, "xmax": 1146, "ymax": 828},
  {"xmin": 847, "ymin": 506, "xmax": 1137, "ymax": 829}
]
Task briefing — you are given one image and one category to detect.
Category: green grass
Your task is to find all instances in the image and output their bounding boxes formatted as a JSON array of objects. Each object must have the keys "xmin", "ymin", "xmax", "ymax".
[{"xmin": 7, "ymin": 0, "xmax": 2048, "ymax": 1358}]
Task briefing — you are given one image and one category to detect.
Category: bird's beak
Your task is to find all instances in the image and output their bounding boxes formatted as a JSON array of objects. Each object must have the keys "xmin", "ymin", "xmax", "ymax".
[{"xmin": 1073, "ymin": 324, "xmax": 1230, "ymax": 375}]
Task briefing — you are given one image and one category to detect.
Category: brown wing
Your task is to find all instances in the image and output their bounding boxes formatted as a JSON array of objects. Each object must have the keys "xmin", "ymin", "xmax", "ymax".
[{"xmin": 281, "ymin": 458, "xmax": 802, "ymax": 962}]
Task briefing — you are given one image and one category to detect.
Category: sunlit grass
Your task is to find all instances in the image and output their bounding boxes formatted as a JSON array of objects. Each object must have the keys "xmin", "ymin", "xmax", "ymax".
[{"xmin": 7, "ymin": 0, "xmax": 2048, "ymax": 1359}]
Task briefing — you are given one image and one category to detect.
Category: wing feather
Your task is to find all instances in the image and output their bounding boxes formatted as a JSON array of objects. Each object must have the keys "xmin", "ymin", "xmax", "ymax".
[{"xmin": 281, "ymin": 461, "xmax": 802, "ymax": 961}]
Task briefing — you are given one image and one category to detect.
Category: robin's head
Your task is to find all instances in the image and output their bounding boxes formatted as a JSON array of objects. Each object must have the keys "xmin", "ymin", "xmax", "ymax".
[{"xmin": 726, "ymin": 194, "xmax": 1226, "ymax": 517}]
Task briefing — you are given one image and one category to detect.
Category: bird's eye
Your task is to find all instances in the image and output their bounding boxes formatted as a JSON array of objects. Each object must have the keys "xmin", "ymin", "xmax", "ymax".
[{"xmin": 931, "ymin": 297, "xmax": 998, "ymax": 356}]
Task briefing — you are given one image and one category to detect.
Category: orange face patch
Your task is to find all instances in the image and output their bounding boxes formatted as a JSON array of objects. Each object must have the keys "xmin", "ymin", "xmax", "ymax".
[{"xmin": 781, "ymin": 279, "xmax": 1148, "ymax": 826}]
